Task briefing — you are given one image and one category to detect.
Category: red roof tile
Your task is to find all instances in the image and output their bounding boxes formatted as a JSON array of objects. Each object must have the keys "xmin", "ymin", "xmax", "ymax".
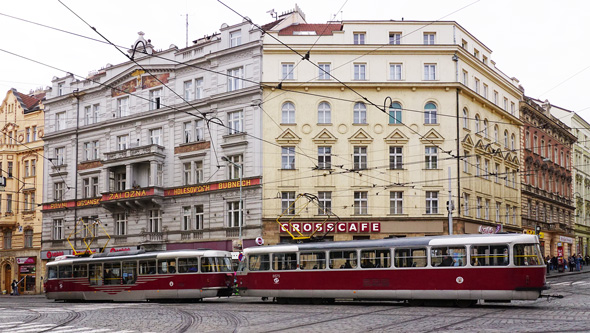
[
  {"xmin": 278, "ymin": 23, "xmax": 342, "ymax": 36},
  {"xmin": 16, "ymin": 91, "xmax": 44, "ymax": 111}
]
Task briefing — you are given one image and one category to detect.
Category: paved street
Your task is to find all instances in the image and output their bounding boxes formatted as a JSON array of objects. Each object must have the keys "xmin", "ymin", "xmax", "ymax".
[{"xmin": 1, "ymin": 271, "xmax": 589, "ymax": 333}]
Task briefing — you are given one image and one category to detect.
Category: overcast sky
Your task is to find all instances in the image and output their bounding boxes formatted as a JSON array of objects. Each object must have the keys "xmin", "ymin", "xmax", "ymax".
[{"xmin": 1, "ymin": 0, "xmax": 588, "ymax": 120}]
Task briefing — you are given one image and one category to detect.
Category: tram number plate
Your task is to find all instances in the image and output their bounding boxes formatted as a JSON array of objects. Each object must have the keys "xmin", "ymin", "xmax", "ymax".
[{"xmin": 362, "ymin": 279, "xmax": 390, "ymax": 287}]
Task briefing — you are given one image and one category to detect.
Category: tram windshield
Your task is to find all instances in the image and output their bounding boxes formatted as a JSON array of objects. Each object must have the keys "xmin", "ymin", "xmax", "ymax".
[
  {"xmin": 513, "ymin": 243, "xmax": 544, "ymax": 266},
  {"xmin": 201, "ymin": 257, "xmax": 232, "ymax": 272}
]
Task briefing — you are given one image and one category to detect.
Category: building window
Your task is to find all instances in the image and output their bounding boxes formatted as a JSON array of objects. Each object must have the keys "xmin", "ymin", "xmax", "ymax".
[
  {"xmin": 56, "ymin": 111, "xmax": 66, "ymax": 130},
  {"xmin": 117, "ymin": 97, "xmax": 129, "ymax": 117},
  {"xmin": 388, "ymin": 102, "xmax": 402, "ymax": 124},
  {"xmin": 228, "ymin": 110, "xmax": 243, "ymax": 134},
  {"xmin": 148, "ymin": 210, "xmax": 162, "ymax": 233},
  {"xmin": 389, "ymin": 146, "xmax": 403, "ymax": 170},
  {"xmin": 228, "ymin": 200, "xmax": 243, "ymax": 227},
  {"xmin": 426, "ymin": 191, "xmax": 438, "ymax": 214},
  {"xmin": 227, "ymin": 67, "xmax": 243, "ymax": 92},
  {"xmin": 282, "ymin": 146, "xmax": 295, "ymax": 169},
  {"xmin": 227, "ymin": 155, "xmax": 243, "ymax": 179},
  {"xmin": 91, "ymin": 177, "xmax": 99, "ymax": 196},
  {"xmin": 462, "ymin": 70, "xmax": 468, "ymax": 85},
  {"xmin": 503, "ymin": 97, "xmax": 508, "ymax": 111},
  {"xmin": 474, "ymin": 78, "xmax": 480, "ymax": 94},
  {"xmin": 496, "ymin": 202, "xmax": 501, "ymax": 222},
  {"xmin": 390, "ymin": 191, "xmax": 403, "ymax": 214},
  {"xmin": 281, "ymin": 192, "xmax": 295, "ymax": 215},
  {"xmin": 83, "ymin": 141, "xmax": 99, "ymax": 161},
  {"xmin": 493, "ymin": 91, "xmax": 499, "ymax": 105},
  {"xmin": 281, "ymin": 63, "xmax": 294, "ymax": 80},
  {"xmin": 485, "ymin": 199, "xmax": 490, "ymax": 220},
  {"xmin": 183, "ymin": 80, "xmax": 193, "ymax": 100},
  {"xmin": 318, "ymin": 146, "xmax": 332, "ymax": 169},
  {"xmin": 25, "ymin": 127, "xmax": 30, "ymax": 143},
  {"xmin": 390, "ymin": 64, "xmax": 402, "ymax": 80},
  {"xmin": 425, "ymin": 147, "xmax": 438, "ymax": 169},
  {"xmin": 149, "ymin": 128, "xmax": 162, "ymax": 145},
  {"xmin": 353, "ymin": 32, "xmax": 365, "ymax": 44},
  {"xmin": 483, "ymin": 120, "xmax": 488, "ymax": 138},
  {"xmin": 463, "ymin": 193, "xmax": 470, "ymax": 216},
  {"xmin": 424, "ymin": 102, "xmax": 437, "ymax": 124},
  {"xmin": 53, "ymin": 219, "xmax": 64, "ymax": 240},
  {"xmin": 3, "ymin": 231, "xmax": 11, "ymax": 250},
  {"xmin": 510, "ymin": 102, "xmax": 515, "ymax": 115},
  {"xmin": 475, "ymin": 115, "xmax": 480, "ymax": 134},
  {"xmin": 318, "ymin": 102, "xmax": 331, "ymax": 124},
  {"xmin": 389, "ymin": 32, "xmax": 401, "ymax": 44},
  {"xmin": 149, "ymin": 89, "xmax": 162, "ymax": 110},
  {"xmin": 423, "ymin": 33, "xmax": 435, "ymax": 44},
  {"xmin": 463, "ymin": 108, "xmax": 469, "ymax": 129},
  {"xmin": 495, "ymin": 163, "xmax": 500, "ymax": 183},
  {"xmin": 116, "ymin": 213, "xmax": 127, "ymax": 235},
  {"xmin": 24, "ymin": 161, "xmax": 29, "ymax": 177},
  {"xmin": 353, "ymin": 102, "xmax": 367, "ymax": 124},
  {"xmin": 475, "ymin": 156, "xmax": 481, "ymax": 177},
  {"xmin": 195, "ymin": 205, "xmax": 204, "ymax": 230},
  {"xmin": 318, "ymin": 191, "xmax": 332, "ymax": 215},
  {"xmin": 115, "ymin": 170, "xmax": 126, "ymax": 191},
  {"xmin": 353, "ymin": 146, "xmax": 367, "ymax": 170},
  {"xmin": 424, "ymin": 64, "xmax": 436, "ymax": 80},
  {"xmin": 483, "ymin": 84, "xmax": 488, "ymax": 99},
  {"xmin": 57, "ymin": 82, "xmax": 64, "ymax": 96},
  {"xmin": 230, "ymin": 30, "xmax": 241, "ymax": 47},
  {"xmin": 31, "ymin": 160, "xmax": 36, "ymax": 176},
  {"xmin": 6, "ymin": 194, "xmax": 12, "ymax": 213},
  {"xmin": 54, "ymin": 182, "xmax": 65, "ymax": 201},
  {"xmin": 194, "ymin": 161, "xmax": 203, "ymax": 184},
  {"xmin": 494, "ymin": 126, "xmax": 499, "ymax": 143},
  {"xmin": 282, "ymin": 102, "xmax": 295, "ymax": 123},
  {"xmin": 53, "ymin": 148, "xmax": 65, "ymax": 166},
  {"xmin": 117, "ymin": 135, "xmax": 129, "ymax": 150},
  {"xmin": 354, "ymin": 63, "xmax": 366, "ymax": 80},
  {"xmin": 183, "ymin": 162, "xmax": 192, "ymax": 185},
  {"xmin": 476, "ymin": 197, "xmax": 482, "ymax": 218},
  {"xmin": 182, "ymin": 206, "xmax": 192, "ymax": 231},
  {"xmin": 464, "ymin": 151, "xmax": 470, "ymax": 173},
  {"xmin": 354, "ymin": 191, "xmax": 368, "ymax": 215},
  {"xmin": 318, "ymin": 63, "xmax": 331, "ymax": 80},
  {"xmin": 83, "ymin": 178, "xmax": 91, "ymax": 198},
  {"xmin": 195, "ymin": 78, "xmax": 204, "ymax": 99},
  {"xmin": 24, "ymin": 229, "xmax": 33, "ymax": 248}
]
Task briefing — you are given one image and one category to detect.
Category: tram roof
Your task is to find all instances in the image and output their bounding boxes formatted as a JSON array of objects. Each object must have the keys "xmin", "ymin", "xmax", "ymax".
[
  {"xmin": 46, "ymin": 249, "xmax": 231, "ymax": 265},
  {"xmin": 244, "ymin": 234, "xmax": 539, "ymax": 254}
]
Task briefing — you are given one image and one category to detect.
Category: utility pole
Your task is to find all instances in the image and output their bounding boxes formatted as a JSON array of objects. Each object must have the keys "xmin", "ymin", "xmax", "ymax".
[{"xmin": 448, "ymin": 167, "xmax": 453, "ymax": 235}]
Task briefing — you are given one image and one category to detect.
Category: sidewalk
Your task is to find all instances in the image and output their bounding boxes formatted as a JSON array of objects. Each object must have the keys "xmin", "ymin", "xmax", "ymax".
[{"xmin": 546, "ymin": 266, "xmax": 590, "ymax": 279}]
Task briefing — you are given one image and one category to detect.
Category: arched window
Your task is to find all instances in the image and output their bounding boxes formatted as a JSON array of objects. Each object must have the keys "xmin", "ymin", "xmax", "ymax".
[
  {"xmin": 281, "ymin": 102, "xmax": 295, "ymax": 124},
  {"xmin": 504, "ymin": 130, "xmax": 509, "ymax": 147},
  {"xmin": 511, "ymin": 134, "xmax": 515, "ymax": 150},
  {"xmin": 475, "ymin": 115, "xmax": 480, "ymax": 134},
  {"xmin": 389, "ymin": 102, "xmax": 402, "ymax": 124},
  {"xmin": 353, "ymin": 102, "xmax": 367, "ymax": 124},
  {"xmin": 494, "ymin": 125, "xmax": 499, "ymax": 142},
  {"xmin": 462, "ymin": 108, "xmax": 469, "ymax": 129},
  {"xmin": 483, "ymin": 119, "xmax": 489, "ymax": 138},
  {"xmin": 318, "ymin": 102, "xmax": 331, "ymax": 124},
  {"xmin": 424, "ymin": 102, "xmax": 437, "ymax": 124}
]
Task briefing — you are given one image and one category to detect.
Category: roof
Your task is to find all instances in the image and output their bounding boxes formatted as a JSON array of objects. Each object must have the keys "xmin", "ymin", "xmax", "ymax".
[
  {"xmin": 14, "ymin": 89, "xmax": 45, "ymax": 113},
  {"xmin": 278, "ymin": 23, "xmax": 342, "ymax": 36}
]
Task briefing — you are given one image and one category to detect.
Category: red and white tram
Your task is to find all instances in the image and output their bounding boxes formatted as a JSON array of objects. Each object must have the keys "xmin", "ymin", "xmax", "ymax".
[
  {"xmin": 237, "ymin": 234, "xmax": 547, "ymax": 305},
  {"xmin": 45, "ymin": 249, "xmax": 233, "ymax": 301}
]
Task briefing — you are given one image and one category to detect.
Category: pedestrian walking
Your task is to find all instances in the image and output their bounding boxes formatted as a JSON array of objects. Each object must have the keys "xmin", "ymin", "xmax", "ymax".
[{"xmin": 11, "ymin": 280, "xmax": 19, "ymax": 296}]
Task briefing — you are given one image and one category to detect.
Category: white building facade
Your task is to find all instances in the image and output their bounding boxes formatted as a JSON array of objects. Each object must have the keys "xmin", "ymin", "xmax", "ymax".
[{"xmin": 41, "ymin": 24, "xmax": 263, "ymax": 259}]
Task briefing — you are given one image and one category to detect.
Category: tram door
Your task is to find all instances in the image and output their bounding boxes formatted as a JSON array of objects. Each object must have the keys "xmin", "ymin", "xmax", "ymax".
[{"xmin": 89, "ymin": 264, "xmax": 103, "ymax": 286}]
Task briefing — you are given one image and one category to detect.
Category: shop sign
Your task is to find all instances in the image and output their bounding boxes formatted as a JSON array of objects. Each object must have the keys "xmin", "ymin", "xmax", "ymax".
[
  {"xmin": 279, "ymin": 222, "xmax": 381, "ymax": 233},
  {"xmin": 523, "ymin": 229, "xmax": 545, "ymax": 239},
  {"xmin": 107, "ymin": 247, "xmax": 132, "ymax": 253},
  {"xmin": 560, "ymin": 236, "xmax": 573, "ymax": 244},
  {"xmin": 42, "ymin": 200, "xmax": 76, "ymax": 210},
  {"xmin": 102, "ymin": 188, "xmax": 155, "ymax": 201},
  {"xmin": 20, "ymin": 265, "xmax": 36, "ymax": 274},
  {"xmin": 478, "ymin": 225, "xmax": 501, "ymax": 234},
  {"xmin": 41, "ymin": 249, "xmax": 72, "ymax": 260},
  {"xmin": 164, "ymin": 177, "xmax": 261, "ymax": 197},
  {"xmin": 16, "ymin": 257, "xmax": 36, "ymax": 265}
]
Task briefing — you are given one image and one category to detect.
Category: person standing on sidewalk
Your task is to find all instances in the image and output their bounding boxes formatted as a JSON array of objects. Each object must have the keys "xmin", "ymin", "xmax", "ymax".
[{"xmin": 11, "ymin": 280, "xmax": 19, "ymax": 296}]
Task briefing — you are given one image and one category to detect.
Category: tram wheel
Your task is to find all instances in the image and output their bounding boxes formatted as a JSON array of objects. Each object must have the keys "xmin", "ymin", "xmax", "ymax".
[{"xmin": 454, "ymin": 300, "xmax": 477, "ymax": 308}]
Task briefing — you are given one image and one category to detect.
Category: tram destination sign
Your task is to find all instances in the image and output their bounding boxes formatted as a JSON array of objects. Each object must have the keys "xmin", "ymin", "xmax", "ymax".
[{"xmin": 279, "ymin": 222, "xmax": 381, "ymax": 233}]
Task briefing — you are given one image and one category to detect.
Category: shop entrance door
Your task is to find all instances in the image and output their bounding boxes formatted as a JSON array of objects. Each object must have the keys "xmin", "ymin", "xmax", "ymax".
[{"xmin": 3, "ymin": 264, "xmax": 11, "ymax": 294}]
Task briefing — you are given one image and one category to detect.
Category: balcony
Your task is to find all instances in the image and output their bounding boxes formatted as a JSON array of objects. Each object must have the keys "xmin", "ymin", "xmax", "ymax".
[
  {"xmin": 180, "ymin": 231, "xmax": 204, "ymax": 240},
  {"xmin": 141, "ymin": 232, "xmax": 168, "ymax": 243},
  {"xmin": 103, "ymin": 144, "xmax": 165, "ymax": 163}
]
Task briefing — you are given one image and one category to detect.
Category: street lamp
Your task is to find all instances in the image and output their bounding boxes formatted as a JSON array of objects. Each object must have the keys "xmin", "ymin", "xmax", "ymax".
[{"xmin": 222, "ymin": 156, "xmax": 243, "ymax": 249}]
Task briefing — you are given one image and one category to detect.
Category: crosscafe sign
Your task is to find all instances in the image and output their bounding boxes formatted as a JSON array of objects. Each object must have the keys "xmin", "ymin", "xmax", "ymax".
[
  {"xmin": 279, "ymin": 222, "xmax": 381, "ymax": 233},
  {"xmin": 102, "ymin": 188, "xmax": 155, "ymax": 201},
  {"xmin": 164, "ymin": 177, "xmax": 261, "ymax": 197}
]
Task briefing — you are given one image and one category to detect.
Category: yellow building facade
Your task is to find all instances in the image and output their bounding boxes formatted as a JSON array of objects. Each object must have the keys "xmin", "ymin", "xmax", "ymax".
[
  {"xmin": 0, "ymin": 88, "xmax": 45, "ymax": 294},
  {"xmin": 260, "ymin": 11, "xmax": 523, "ymax": 244}
]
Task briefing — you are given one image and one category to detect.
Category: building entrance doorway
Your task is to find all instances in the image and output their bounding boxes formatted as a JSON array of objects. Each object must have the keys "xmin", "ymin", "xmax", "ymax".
[{"xmin": 3, "ymin": 264, "xmax": 11, "ymax": 294}]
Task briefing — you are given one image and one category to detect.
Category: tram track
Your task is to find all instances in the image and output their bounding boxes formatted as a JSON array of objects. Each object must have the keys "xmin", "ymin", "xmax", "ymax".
[
  {"xmin": 32, "ymin": 307, "xmax": 86, "ymax": 333},
  {"xmin": 0, "ymin": 306, "xmax": 45, "ymax": 330},
  {"xmin": 172, "ymin": 308, "xmax": 202, "ymax": 332}
]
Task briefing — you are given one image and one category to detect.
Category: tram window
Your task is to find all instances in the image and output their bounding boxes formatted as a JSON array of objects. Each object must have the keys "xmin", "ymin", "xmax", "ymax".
[
  {"xmin": 73, "ymin": 264, "xmax": 88, "ymax": 277},
  {"xmin": 104, "ymin": 262, "xmax": 122, "ymax": 285},
  {"xmin": 178, "ymin": 258, "xmax": 199, "ymax": 273},
  {"xmin": 431, "ymin": 247, "xmax": 467, "ymax": 267},
  {"xmin": 300, "ymin": 252, "xmax": 326, "ymax": 270},
  {"xmin": 201, "ymin": 257, "xmax": 233, "ymax": 272},
  {"xmin": 329, "ymin": 250, "xmax": 357, "ymax": 269},
  {"xmin": 248, "ymin": 254, "xmax": 270, "ymax": 271},
  {"xmin": 47, "ymin": 267, "xmax": 57, "ymax": 280},
  {"xmin": 158, "ymin": 259, "xmax": 177, "ymax": 274},
  {"xmin": 139, "ymin": 260, "xmax": 156, "ymax": 275},
  {"xmin": 58, "ymin": 265, "xmax": 73, "ymax": 278},
  {"xmin": 89, "ymin": 264, "xmax": 102, "ymax": 285},
  {"xmin": 394, "ymin": 248, "xmax": 427, "ymax": 268},
  {"xmin": 471, "ymin": 245, "xmax": 509, "ymax": 266},
  {"xmin": 514, "ymin": 244, "xmax": 543, "ymax": 266},
  {"xmin": 360, "ymin": 249, "xmax": 391, "ymax": 269},
  {"xmin": 122, "ymin": 261, "xmax": 137, "ymax": 284},
  {"xmin": 272, "ymin": 253, "xmax": 297, "ymax": 270}
]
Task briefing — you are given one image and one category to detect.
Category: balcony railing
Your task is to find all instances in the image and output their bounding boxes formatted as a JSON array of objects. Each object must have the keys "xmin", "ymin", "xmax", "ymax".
[{"xmin": 180, "ymin": 231, "xmax": 204, "ymax": 240}]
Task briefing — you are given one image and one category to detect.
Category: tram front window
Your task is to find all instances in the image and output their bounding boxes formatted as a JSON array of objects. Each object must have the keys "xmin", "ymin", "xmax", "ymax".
[
  {"xmin": 47, "ymin": 267, "xmax": 57, "ymax": 280},
  {"xmin": 514, "ymin": 244, "xmax": 543, "ymax": 266},
  {"xmin": 58, "ymin": 265, "xmax": 72, "ymax": 278}
]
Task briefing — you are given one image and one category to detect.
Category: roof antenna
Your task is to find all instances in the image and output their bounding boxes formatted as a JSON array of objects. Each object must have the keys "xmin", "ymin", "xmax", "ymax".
[{"xmin": 267, "ymin": 9, "xmax": 277, "ymax": 20}]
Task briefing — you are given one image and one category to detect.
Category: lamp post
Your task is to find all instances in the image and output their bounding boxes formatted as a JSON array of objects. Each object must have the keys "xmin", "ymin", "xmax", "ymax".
[{"xmin": 222, "ymin": 156, "xmax": 243, "ymax": 249}]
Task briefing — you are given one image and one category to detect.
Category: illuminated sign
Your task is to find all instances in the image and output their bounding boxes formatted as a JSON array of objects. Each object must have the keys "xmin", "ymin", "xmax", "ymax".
[
  {"xmin": 77, "ymin": 198, "xmax": 101, "ymax": 207},
  {"xmin": 102, "ymin": 188, "xmax": 155, "ymax": 201},
  {"xmin": 41, "ymin": 250, "xmax": 73, "ymax": 260},
  {"xmin": 478, "ymin": 225, "xmax": 501, "ymax": 234},
  {"xmin": 16, "ymin": 257, "xmax": 36, "ymax": 264},
  {"xmin": 279, "ymin": 222, "xmax": 381, "ymax": 233},
  {"xmin": 164, "ymin": 177, "xmax": 261, "ymax": 197}
]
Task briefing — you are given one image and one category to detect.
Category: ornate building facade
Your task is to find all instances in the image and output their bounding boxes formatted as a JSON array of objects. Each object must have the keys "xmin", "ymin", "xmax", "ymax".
[
  {"xmin": 520, "ymin": 97, "xmax": 576, "ymax": 257},
  {"xmin": 0, "ymin": 88, "xmax": 45, "ymax": 294}
]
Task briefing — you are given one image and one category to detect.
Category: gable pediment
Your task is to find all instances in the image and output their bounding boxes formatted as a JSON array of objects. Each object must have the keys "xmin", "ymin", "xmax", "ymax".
[
  {"xmin": 348, "ymin": 128, "xmax": 374, "ymax": 144},
  {"xmin": 461, "ymin": 134, "xmax": 474, "ymax": 148},
  {"xmin": 312, "ymin": 128, "xmax": 338, "ymax": 144},
  {"xmin": 419, "ymin": 128, "xmax": 444, "ymax": 144},
  {"xmin": 384, "ymin": 129, "xmax": 409, "ymax": 144},
  {"xmin": 276, "ymin": 128, "xmax": 302, "ymax": 144}
]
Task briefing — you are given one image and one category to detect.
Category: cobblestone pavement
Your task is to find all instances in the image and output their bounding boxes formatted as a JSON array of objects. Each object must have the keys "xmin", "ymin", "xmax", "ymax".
[{"xmin": 1, "ymin": 272, "xmax": 589, "ymax": 333}]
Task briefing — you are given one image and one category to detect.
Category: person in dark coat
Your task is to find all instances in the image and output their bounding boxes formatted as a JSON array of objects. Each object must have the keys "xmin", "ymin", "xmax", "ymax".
[{"xmin": 11, "ymin": 280, "xmax": 19, "ymax": 296}]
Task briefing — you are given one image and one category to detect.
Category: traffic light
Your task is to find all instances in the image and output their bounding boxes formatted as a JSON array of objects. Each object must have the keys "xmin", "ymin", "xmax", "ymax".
[{"xmin": 535, "ymin": 225, "xmax": 541, "ymax": 235}]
